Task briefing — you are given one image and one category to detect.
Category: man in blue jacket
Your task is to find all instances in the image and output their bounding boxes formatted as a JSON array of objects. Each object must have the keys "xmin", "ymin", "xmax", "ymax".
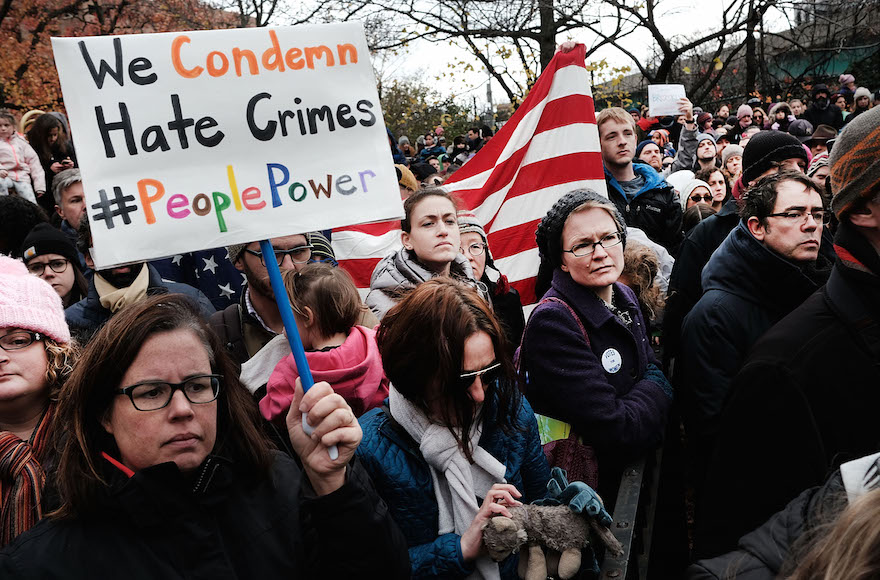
[{"xmin": 599, "ymin": 107, "xmax": 683, "ymax": 253}]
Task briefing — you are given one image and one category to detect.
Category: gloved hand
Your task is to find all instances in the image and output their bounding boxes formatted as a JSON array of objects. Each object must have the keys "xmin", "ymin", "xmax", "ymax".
[
  {"xmin": 534, "ymin": 467, "xmax": 612, "ymax": 527},
  {"xmin": 644, "ymin": 362, "xmax": 673, "ymax": 400}
]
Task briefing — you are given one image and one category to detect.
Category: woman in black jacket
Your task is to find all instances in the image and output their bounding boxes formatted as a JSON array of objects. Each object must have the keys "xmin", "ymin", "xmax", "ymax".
[{"xmin": 0, "ymin": 294, "xmax": 409, "ymax": 579}]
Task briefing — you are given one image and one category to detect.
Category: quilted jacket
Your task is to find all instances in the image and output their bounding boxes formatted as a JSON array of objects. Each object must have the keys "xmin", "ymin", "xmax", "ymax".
[{"xmin": 356, "ymin": 394, "xmax": 550, "ymax": 579}]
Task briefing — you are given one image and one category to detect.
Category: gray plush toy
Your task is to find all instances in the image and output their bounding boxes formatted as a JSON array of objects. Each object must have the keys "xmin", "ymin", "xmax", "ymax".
[{"xmin": 482, "ymin": 504, "xmax": 592, "ymax": 580}]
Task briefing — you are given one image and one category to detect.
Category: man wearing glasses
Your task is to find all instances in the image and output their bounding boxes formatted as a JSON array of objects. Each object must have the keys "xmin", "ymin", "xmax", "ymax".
[
  {"xmin": 678, "ymin": 171, "xmax": 833, "ymax": 491},
  {"xmin": 210, "ymin": 234, "xmax": 313, "ymax": 366},
  {"xmin": 694, "ymin": 105, "xmax": 880, "ymax": 565}
]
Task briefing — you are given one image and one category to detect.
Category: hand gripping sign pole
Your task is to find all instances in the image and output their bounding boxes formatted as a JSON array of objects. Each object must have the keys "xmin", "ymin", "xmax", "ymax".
[{"xmin": 260, "ymin": 239, "xmax": 339, "ymax": 461}]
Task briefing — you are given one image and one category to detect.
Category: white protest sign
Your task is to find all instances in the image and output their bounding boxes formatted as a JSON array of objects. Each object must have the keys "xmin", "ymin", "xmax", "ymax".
[
  {"xmin": 52, "ymin": 23, "xmax": 402, "ymax": 269},
  {"xmin": 648, "ymin": 84, "xmax": 686, "ymax": 117}
]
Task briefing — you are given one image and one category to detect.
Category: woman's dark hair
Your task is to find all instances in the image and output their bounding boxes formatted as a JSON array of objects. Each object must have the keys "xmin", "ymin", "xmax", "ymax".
[
  {"xmin": 377, "ymin": 278, "xmax": 521, "ymax": 462},
  {"xmin": 682, "ymin": 203, "xmax": 717, "ymax": 233},
  {"xmin": 282, "ymin": 263, "xmax": 365, "ymax": 337},
  {"xmin": 26, "ymin": 113, "xmax": 72, "ymax": 164},
  {"xmin": 52, "ymin": 294, "xmax": 271, "ymax": 519},
  {"xmin": 400, "ymin": 186, "xmax": 459, "ymax": 233},
  {"xmin": 0, "ymin": 196, "xmax": 49, "ymax": 257}
]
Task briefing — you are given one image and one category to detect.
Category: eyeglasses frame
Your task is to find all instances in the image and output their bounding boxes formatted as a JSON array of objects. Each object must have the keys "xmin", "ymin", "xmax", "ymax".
[{"xmin": 115, "ymin": 374, "xmax": 223, "ymax": 411}]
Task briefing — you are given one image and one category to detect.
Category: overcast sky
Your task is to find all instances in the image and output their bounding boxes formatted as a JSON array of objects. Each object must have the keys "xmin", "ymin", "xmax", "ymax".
[{"xmin": 388, "ymin": 0, "xmax": 787, "ymax": 111}]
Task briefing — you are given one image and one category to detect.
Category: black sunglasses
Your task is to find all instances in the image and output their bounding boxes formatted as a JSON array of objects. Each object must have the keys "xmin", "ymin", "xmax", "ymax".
[{"xmin": 455, "ymin": 362, "xmax": 502, "ymax": 391}]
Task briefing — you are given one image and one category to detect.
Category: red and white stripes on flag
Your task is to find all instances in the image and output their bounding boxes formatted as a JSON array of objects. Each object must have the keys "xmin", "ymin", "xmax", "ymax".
[{"xmin": 332, "ymin": 44, "xmax": 606, "ymax": 305}]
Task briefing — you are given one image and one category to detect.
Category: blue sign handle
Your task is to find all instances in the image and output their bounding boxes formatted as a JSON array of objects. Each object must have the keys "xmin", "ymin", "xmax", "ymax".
[{"xmin": 259, "ymin": 240, "xmax": 339, "ymax": 461}]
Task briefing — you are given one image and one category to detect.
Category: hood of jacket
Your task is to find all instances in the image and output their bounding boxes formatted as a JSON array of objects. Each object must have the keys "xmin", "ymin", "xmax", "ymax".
[
  {"xmin": 261, "ymin": 325, "xmax": 389, "ymax": 419},
  {"xmin": 701, "ymin": 221, "xmax": 830, "ymax": 316},
  {"xmin": 605, "ymin": 162, "xmax": 673, "ymax": 201}
]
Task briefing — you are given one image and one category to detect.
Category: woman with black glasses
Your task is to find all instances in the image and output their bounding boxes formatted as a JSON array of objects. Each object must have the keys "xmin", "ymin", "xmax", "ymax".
[
  {"xmin": 0, "ymin": 293, "xmax": 409, "ymax": 579},
  {"xmin": 357, "ymin": 278, "xmax": 549, "ymax": 579},
  {"xmin": 0, "ymin": 256, "xmax": 75, "ymax": 547},
  {"xmin": 19, "ymin": 223, "xmax": 88, "ymax": 308},
  {"xmin": 520, "ymin": 190, "xmax": 672, "ymax": 503}
]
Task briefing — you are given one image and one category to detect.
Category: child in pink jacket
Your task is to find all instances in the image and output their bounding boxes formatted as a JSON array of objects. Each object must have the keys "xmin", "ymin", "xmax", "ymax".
[
  {"xmin": 0, "ymin": 110, "xmax": 45, "ymax": 203},
  {"xmin": 261, "ymin": 263, "xmax": 389, "ymax": 421}
]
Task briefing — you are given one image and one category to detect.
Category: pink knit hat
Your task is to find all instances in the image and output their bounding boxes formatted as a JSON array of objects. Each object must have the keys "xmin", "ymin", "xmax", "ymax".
[{"xmin": 0, "ymin": 256, "xmax": 70, "ymax": 344}]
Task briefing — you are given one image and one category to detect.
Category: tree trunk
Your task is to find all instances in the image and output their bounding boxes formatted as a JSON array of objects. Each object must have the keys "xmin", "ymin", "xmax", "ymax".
[
  {"xmin": 745, "ymin": 0, "xmax": 757, "ymax": 95},
  {"xmin": 539, "ymin": 0, "xmax": 556, "ymax": 71}
]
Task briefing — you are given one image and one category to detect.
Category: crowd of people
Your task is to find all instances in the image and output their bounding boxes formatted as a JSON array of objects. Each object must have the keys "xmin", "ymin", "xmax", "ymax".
[{"xmin": 0, "ymin": 64, "xmax": 879, "ymax": 579}]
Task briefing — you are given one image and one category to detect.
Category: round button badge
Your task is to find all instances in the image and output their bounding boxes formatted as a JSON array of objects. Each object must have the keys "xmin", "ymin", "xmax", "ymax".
[{"xmin": 601, "ymin": 348, "xmax": 622, "ymax": 374}]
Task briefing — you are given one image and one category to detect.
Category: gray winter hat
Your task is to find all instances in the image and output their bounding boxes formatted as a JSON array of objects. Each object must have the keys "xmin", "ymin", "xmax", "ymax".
[{"xmin": 829, "ymin": 105, "xmax": 880, "ymax": 217}]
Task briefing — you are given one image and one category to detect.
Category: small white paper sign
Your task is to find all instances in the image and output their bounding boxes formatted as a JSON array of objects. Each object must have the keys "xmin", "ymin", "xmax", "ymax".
[
  {"xmin": 52, "ymin": 23, "xmax": 403, "ymax": 269},
  {"xmin": 648, "ymin": 84, "xmax": 686, "ymax": 117}
]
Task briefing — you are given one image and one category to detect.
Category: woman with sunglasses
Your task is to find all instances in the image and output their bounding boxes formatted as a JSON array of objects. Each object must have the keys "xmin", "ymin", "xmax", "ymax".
[
  {"xmin": 357, "ymin": 279, "xmax": 549, "ymax": 579},
  {"xmin": 19, "ymin": 223, "xmax": 88, "ymax": 308},
  {"xmin": 0, "ymin": 293, "xmax": 409, "ymax": 578},
  {"xmin": 366, "ymin": 187, "xmax": 488, "ymax": 320},
  {"xmin": 520, "ymin": 190, "xmax": 671, "ymax": 503},
  {"xmin": 0, "ymin": 256, "xmax": 76, "ymax": 547},
  {"xmin": 681, "ymin": 179, "xmax": 715, "ymax": 211}
]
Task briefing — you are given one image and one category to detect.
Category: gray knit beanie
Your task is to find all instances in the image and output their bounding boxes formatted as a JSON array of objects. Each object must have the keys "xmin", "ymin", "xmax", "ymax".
[
  {"xmin": 829, "ymin": 105, "xmax": 880, "ymax": 217},
  {"xmin": 536, "ymin": 189, "xmax": 626, "ymax": 269},
  {"xmin": 721, "ymin": 145, "xmax": 744, "ymax": 168}
]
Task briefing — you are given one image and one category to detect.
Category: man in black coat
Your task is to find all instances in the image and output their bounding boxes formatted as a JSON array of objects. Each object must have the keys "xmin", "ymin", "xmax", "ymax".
[
  {"xmin": 802, "ymin": 83, "xmax": 844, "ymax": 131},
  {"xmin": 679, "ymin": 172, "xmax": 832, "ymax": 487},
  {"xmin": 663, "ymin": 131, "xmax": 811, "ymax": 370},
  {"xmin": 695, "ymin": 106, "xmax": 880, "ymax": 559}
]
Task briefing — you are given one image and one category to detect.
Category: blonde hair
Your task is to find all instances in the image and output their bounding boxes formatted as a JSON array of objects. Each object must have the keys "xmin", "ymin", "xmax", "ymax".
[
  {"xmin": 597, "ymin": 107, "xmax": 637, "ymax": 133},
  {"xmin": 787, "ymin": 489, "xmax": 880, "ymax": 580},
  {"xmin": 621, "ymin": 241, "xmax": 664, "ymax": 322},
  {"xmin": 44, "ymin": 338, "xmax": 78, "ymax": 399}
]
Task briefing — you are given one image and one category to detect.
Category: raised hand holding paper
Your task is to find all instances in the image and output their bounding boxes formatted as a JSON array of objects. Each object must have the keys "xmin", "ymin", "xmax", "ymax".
[{"xmin": 648, "ymin": 84, "xmax": 687, "ymax": 117}]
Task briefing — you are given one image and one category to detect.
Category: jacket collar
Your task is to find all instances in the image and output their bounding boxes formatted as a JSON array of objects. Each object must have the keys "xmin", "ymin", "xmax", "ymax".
[
  {"xmin": 546, "ymin": 268, "xmax": 637, "ymax": 330},
  {"xmin": 701, "ymin": 221, "xmax": 831, "ymax": 313},
  {"xmin": 100, "ymin": 455, "xmax": 234, "ymax": 528},
  {"xmin": 605, "ymin": 163, "xmax": 671, "ymax": 200}
]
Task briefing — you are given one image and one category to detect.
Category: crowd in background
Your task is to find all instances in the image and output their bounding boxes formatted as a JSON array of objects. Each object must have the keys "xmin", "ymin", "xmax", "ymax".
[{"xmin": 0, "ymin": 67, "xmax": 879, "ymax": 579}]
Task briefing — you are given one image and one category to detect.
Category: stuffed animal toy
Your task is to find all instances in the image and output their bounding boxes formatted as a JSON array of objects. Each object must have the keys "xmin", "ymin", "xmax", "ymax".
[
  {"xmin": 482, "ymin": 504, "xmax": 588, "ymax": 580},
  {"xmin": 482, "ymin": 468, "xmax": 624, "ymax": 580}
]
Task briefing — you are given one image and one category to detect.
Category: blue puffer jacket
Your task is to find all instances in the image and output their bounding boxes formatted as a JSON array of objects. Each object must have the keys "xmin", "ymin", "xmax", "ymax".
[{"xmin": 356, "ymin": 394, "xmax": 550, "ymax": 579}]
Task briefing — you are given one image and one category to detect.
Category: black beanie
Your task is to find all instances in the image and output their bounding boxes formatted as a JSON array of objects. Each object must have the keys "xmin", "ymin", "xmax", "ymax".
[
  {"xmin": 741, "ymin": 131, "xmax": 808, "ymax": 185},
  {"xmin": 20, "ymin": 223, "xmax": 80, "ymax": 268}
]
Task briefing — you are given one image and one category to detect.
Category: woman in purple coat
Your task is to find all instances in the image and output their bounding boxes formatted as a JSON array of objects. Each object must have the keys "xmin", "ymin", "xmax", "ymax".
[{"xmin": 520, "ymin": 189, "xmax": 672, "ymax": 503}]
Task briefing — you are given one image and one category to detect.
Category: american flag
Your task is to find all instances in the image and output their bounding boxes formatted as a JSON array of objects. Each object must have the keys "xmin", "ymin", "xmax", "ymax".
[{"xmin": 332, "ymin": 44, "xmax": 606, "ymax": 305}]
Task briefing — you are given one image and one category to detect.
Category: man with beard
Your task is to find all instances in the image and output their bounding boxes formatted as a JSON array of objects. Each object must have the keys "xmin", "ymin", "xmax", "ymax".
[
  {"xmin": 65, "ymin": 217, "xmax": 215, "ymax": 343},
  {"xmin": 210, "ymin": 234, "xmax": 313, "ymax": 367},
  {"xmin": 803, "ymin": 84, "xmax": 844, "ymax": 130}
]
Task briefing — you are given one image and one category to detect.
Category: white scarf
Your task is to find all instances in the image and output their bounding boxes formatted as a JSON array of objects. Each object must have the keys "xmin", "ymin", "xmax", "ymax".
[
  {"xmin": 94, "ymin": 265, "xmax": 150, "ymax": 313},
  {"xmin": 389, "ymin": 385, "xmax": 506, "ymax": 580}
]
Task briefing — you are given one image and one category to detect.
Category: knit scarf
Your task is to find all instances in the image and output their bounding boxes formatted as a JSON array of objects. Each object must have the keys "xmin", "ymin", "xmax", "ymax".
[
  {"xmin": 0, "ymin": 403, "xmax": 55, "ymax": 547},
  {"xmin": 95, "ymin": 264, "xmax": 150, "ymax": 313},
  {"xmin": 834, "ymin": 220, "xmax": 880, "ymax": 280},
  {"xmin": 388, "ymin": 385, "xmax": 505, "ymax": 580}
]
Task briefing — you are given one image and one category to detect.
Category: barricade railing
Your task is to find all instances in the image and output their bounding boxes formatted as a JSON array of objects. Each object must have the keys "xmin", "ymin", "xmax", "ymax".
[{"xmin": 599, "ymin": 447, "xmax": 663, "ymax": 580}]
